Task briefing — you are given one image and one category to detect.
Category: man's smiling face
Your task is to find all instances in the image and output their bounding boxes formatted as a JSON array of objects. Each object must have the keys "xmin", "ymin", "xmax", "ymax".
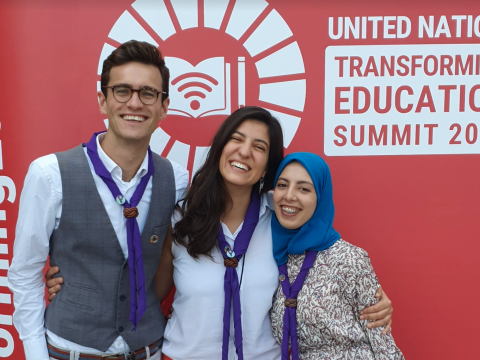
[{"xmin": 98, "ymin": 61, "xmax": 169, "ymax": 145}]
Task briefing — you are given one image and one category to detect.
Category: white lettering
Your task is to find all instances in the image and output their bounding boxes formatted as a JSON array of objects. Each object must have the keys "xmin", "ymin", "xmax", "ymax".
[
  {"xmin": 475, "ymin": 16, "xmax": 480, "ymax": 37},
  {"xmin": 0, "ymin": 315, "xmax": 12, "ymax": 326},
  {"xmin": 0, "ymin": 294, "xmax": 11, "ymax": 304},
  {"xmin": 361, "ymin": 17, "xmax": 367, "ymax": 39},
  {"xmin": 0, "ymin": 259, "xmax": 8, "ymax": 270},
  {"xmin": 435, "ymin": 16, "xmax": 451, "ymax": 38},
  {"xmin": 328, "ymin": 17, "xmax": 343, "ymax": 39},
  {"xmin": 0, "ymin": 177, "xmax": 16, "ymax": 204},
  {"xmin": 345, "ymin": 17, "xmax": 360, "ymax": 39},
  {"xmin": 383, "ymin": 16, "xmax": 396, "ymax": 38},
  {"xmin": 452, "ymin": 15, "xmax": 467, "ymax": 37},
  {"xmin": 0, "ymin": 328, "xmax": 14, "ymax": 357},
  {"xmin": 397, "ymin": 16, "xmax": 411, "ymax": 38},
  {"xmin": 368, "ymin": 16, "xmax": 382, "ymax": 39},
  {"xmin": 0, "ymin": 211, "xmax": 6, "ymax": 242},
  {"xmin": 0, "ymin": 126, "xmax": 15, "ymax": 358},
  {"xmin": 419, "ymin": 16, "xmax": 434, "ymax": 38}
]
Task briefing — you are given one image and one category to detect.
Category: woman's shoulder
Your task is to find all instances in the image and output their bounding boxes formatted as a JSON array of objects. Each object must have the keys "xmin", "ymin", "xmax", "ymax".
[{"xmin": 322, "ymin": 239, "xmax": 370, "ymax": 266}]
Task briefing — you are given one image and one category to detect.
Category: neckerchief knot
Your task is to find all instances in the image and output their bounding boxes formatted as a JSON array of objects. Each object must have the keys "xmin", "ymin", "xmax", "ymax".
[
  {"xmin": 224, "ymin": 258, "xmax": 239, "ymax": 268},
  {"xmin": 124, "ymin": 207, "xmax": 139, "ymax": 218},
  {"xmin": 284, "ymin": 298, "xmax": 297, "ymax": 308}
]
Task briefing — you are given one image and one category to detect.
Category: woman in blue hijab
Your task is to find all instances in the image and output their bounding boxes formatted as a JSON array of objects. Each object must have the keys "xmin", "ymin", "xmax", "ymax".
[{"xmin": 270, "ymin": 152, "xmax": 404, "ymax": 360}]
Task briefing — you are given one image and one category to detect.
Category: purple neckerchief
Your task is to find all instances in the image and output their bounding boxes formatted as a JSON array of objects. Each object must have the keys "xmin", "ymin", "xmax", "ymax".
[
  {"xmin": 217, "ymin": 190, "xmax": 260, "ymax": 360},
  {"xmin": 84, "ymin": 131, "xmax": 154, "ymax": 330},
  {"xmin": 278, "ymin": 250, "xmax": 317, "ymax": 360}
]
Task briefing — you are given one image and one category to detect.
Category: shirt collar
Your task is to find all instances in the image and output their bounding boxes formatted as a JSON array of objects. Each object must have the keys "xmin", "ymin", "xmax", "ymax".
[
  {"xmin": 221, "ymin": 191, "xmax": 273, "ymax": 239},
  {"xmin": 260, "ymin": 191, "xmax": 274, "ymax": 218},
  {"xmin": 95, "ymin": 132, "xmax": 149, "ymax": 180}
]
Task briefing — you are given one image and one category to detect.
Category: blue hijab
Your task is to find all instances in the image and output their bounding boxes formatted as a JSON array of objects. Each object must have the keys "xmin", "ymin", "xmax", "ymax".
[{"xmin": 271, "ymin": 152, "xmax": 341, "ymax": 266}]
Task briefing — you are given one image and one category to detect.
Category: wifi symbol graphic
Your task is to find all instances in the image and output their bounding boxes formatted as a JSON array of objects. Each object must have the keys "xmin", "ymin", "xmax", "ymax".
[{"xmin": 171, "ymin": 72, "xmax": 219, "ymax": 111}]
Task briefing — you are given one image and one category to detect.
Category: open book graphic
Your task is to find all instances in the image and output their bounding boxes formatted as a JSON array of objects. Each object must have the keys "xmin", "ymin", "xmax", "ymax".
[{"xmin": 166, "ymin": 57, "xmax": 231, "ymax": 118}]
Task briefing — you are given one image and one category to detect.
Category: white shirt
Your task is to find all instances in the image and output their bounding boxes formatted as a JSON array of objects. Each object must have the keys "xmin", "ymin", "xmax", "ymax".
[
  {"xmin": 7, "ymin": 133, "xmax": 189, "ymax": 360},
  {"xmin": 163, "ymin": 193, "xmax": 281, "ymax": 360}
]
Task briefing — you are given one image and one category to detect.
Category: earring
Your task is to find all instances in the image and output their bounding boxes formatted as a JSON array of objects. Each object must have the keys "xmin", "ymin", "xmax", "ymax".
[{"xmin": 258, "ymin": 177, "xmax": 265, "ymax": 194}]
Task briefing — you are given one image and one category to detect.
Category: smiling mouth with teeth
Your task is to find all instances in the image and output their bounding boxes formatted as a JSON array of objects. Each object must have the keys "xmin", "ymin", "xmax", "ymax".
[
  {"xmin": 281, "ymin": 206, "xmax": 300, "ymax": 215},
  {"xmin": 122, "ymin": 115, "xmax": 146, "ymax": 122},
  {"xmin": 230, "ymin": 161, "xmax": 249, "ymax": 171}
]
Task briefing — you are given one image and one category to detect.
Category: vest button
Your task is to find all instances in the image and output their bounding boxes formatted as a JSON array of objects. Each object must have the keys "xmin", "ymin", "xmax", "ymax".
[
  {"xmin": 120, "ymin": 295, "xmax": 126, "ymax": 301},
  {"xmin": 118, "ymin": 326, "xmax": 124, "ymax": 333}
]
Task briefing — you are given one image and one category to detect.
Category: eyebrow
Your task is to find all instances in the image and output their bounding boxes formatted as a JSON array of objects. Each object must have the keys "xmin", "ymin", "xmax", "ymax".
[
  {"xmin": 277, "ymin": 177, "xmax": 314, "ymax": 187},
  {"xmin": 112, "ymin": 83, "xmax": 159, "ymax": 91},
  {"xmin": 234, "ymin": 131, "xmax": 270, "ymax": 148}
]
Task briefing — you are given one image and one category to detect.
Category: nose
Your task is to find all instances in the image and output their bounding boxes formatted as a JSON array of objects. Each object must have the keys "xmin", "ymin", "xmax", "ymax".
[
  {"xmin": 127, "ymin": 90, "xmax": 143, "ymax": 109},
  {"xmin": 237, "ymin": 141, "xmax": 252, "ymax": 158},
  {"xmin": 283, "ymin": 186, "xmax": 297, "ymax": 202}
]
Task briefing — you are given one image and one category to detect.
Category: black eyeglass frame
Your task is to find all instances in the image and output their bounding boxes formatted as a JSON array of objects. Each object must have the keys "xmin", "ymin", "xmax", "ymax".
[{"xmin": 103, "ymin": 85, "xmax": 168, "ymax": 105}]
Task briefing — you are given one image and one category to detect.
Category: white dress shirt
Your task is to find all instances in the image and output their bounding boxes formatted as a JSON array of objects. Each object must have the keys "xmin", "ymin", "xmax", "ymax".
[
  {"xmin": 163, "ymin": 192, "xmax": 282, "ymax": 360},
  {"xmin": 8, "ymin": 133, "xmax": 189, "ymax": 360}
]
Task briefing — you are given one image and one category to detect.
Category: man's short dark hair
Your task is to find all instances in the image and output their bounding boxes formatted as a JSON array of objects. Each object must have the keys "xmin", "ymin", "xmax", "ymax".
[{"xmin": 101, "ymin": 40, "xmax": 169, "ymax": 101}]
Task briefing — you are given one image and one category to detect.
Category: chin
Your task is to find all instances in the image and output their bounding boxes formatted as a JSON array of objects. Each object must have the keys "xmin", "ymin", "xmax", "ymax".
[
  {"xmin": 121, "ymin": 130, "xmax": 150, "ymax": 141},
  {"xmin": 276, "ymin": 215, "xmax": 304, "ymax": 230},
  {"xmin": 224, "ymin": 175, "xmax": 254, "ymax": 188},
  {"xmin": 276, "ymin": 218, "xmax": 294, "ymax": 229},
  {"xmin": 283, "ymin": 223, "xmax": 300, "ymax": 230}
]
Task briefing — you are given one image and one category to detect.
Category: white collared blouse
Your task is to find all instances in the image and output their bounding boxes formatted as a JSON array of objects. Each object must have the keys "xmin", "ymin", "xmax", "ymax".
[{"xmin": 163, "ymin": 192, "xmax": 282, "ymax": 360}]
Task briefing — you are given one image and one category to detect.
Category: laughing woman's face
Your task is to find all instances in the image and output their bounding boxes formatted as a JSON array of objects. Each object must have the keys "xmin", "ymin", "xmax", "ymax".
[{"xmin": 218, "ymin": 119, "xmax": 269, "ymax": 192}]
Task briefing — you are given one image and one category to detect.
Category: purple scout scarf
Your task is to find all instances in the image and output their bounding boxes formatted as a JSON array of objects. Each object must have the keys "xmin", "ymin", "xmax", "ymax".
[
  {"xmin": 84, "ymin": 131, "xmax": 154, "ymax": 330},
  {"xmin": 217, "ymin": 190, "xmax": 261, "ymax": 360},
  {"xmin": 278, "ymin": 250, "xmax": 317, "ymax": 360}
]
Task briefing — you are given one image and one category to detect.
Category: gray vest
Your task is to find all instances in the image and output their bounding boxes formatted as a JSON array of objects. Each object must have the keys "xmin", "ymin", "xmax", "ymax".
[{"xmin": 45, "ymin": 145, "xmax": 175, "ymax": 351}]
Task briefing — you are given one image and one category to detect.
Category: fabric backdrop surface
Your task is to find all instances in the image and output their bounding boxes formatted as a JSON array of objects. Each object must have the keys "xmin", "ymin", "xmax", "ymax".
[{"xmin": 1, "ymin": 0, "xmax": 479, "ymax": 359}]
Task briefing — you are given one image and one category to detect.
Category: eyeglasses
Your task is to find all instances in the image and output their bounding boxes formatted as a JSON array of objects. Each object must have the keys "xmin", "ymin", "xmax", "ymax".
[{"xmin": 103, "ymin": 85, "xmax": 168, "ymax": 105}]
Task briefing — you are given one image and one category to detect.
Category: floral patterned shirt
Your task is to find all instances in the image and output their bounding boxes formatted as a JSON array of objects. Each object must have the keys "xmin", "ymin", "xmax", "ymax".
[{"xmin": 270, "ymin": 239, "xmax": 405, "ymax": 360}]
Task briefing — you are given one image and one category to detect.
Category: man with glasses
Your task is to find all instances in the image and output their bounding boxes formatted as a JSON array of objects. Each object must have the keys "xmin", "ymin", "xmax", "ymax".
[{"xmin": 8, "ymin": 40, "xmax": 188, "ymax": 360}]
